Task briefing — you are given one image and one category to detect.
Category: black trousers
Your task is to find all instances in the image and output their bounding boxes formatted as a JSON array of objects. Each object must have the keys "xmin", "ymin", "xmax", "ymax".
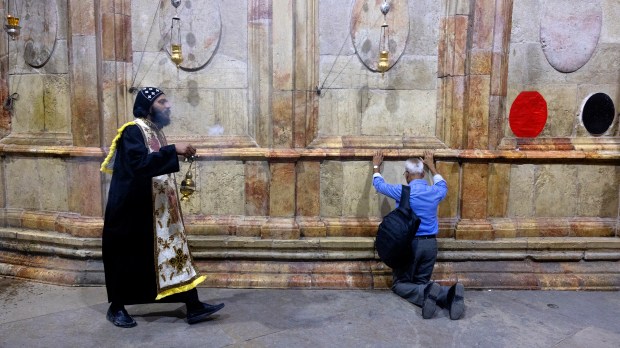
[
  {"xmin": 391, "ymin": 238, "xmax": 450, "ymax": 307},
  {"xmin": 113, "ymin": 288, "xmax": 200, "ymax": 307}
]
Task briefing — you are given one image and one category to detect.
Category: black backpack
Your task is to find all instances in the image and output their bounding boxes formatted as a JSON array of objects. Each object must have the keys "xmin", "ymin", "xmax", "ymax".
[{"xmin": 375, "ymin": 185, "xmax": 421, "ymax": 269}]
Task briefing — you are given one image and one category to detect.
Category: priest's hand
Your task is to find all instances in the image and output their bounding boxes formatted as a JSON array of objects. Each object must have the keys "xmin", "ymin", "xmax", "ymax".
[{"xmin": 175, "ymin": 143, "xmax": 196, "ymax": 158}]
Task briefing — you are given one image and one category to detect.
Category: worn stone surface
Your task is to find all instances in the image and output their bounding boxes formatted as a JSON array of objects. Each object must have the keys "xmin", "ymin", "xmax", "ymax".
[
  {"xmin": 461, "ymin": 163, "xmax": 488, "ymax": 220},
  {"xmin": 534, "ymin": 165, "xmax": 579, "ymax": 217},
  {"xmin": 576, "ymin": 165, "xmax": 620, "ymax": 217}
]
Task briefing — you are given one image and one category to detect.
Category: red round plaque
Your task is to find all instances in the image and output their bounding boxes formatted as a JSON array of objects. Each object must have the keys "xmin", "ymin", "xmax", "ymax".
[{"xmin": 509, "ymin": 91, "xmax": 548, "ymax": 138}]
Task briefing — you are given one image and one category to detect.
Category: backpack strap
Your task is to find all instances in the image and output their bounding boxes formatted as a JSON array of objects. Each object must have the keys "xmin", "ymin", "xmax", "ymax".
[{"xmin": 399, "ymin": 185, "xmax": 411, "ymax": 210}]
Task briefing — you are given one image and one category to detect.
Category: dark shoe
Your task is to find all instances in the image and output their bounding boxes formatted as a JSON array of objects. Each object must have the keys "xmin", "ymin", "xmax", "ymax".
[
  {"xmin": 106, "ymin": 305, "xmax": 137, "ymax": 328},
  {"xmin": 187, "ymin": 302, "xmax": 225, "ymax": 325},
  {"xmin": 422, "ymin": 282, "xmax": 441, "ymax": 319},
  {"xmin": 448, "ymin": 282, "xmax": 465, "ymax": 320}
]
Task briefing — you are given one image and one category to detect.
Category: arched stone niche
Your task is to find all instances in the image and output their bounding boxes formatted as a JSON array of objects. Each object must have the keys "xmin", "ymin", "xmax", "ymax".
[
  {"xmin": 21, "ymin": 0, "xmax": 58, "ymax": 68},
  {"xmin": 158, "ymin": 0, "xmax": 222, "ymax": 72}
]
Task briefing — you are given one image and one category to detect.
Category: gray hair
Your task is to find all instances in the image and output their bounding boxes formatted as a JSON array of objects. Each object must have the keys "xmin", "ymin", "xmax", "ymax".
[{"xmin": 405, "ymin": 158, "xmax": 424, "ymax": 175}]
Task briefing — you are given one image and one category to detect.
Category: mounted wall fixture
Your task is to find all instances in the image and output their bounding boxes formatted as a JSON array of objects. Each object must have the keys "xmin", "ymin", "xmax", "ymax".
[
  {"xmin": 377, "ymin": 0, "xmax": 390, "ymax": 76},
  {"xmin": 4, "ymin": 0, "xmax": 21, "ymax": 40},
  {"xmin": 170, "ymin": 16, "xmax": 183, "ymax": 66}
]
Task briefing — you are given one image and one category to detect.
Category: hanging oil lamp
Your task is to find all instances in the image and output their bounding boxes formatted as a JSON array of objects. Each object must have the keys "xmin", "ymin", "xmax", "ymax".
[
  {"xmin": 179, "ymin": 155, "xmax": 197, "ymax": 201},
  {"xmin": 170, "ymin": 16, "xmax": 183, "ymax": 66},
  {"xmin": 377, "ymin": 0, "xmax": 391, "ymax": 76}
]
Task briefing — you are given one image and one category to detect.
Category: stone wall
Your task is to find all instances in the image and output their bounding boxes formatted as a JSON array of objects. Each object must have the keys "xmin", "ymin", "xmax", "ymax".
[{"xmin": 0, "ymin": 0, "xmax": 618, "ymax": 290}]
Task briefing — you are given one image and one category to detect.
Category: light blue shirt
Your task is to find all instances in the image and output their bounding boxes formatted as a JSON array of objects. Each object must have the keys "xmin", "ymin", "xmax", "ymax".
[{"xmin": 373, "ymin": 173, "xmax": 448, "ymax": 236}]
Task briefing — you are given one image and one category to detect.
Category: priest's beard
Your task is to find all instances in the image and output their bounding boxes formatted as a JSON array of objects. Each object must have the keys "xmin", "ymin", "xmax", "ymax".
[{"xmin": 151, "ymin": 108, "xmax": 171, "ymax": 128}]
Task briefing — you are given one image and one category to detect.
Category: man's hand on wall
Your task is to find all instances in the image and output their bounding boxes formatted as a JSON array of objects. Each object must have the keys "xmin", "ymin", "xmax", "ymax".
[{"xmin": 175, "ymin": 143, "xmax": 197, "ymax": 158}]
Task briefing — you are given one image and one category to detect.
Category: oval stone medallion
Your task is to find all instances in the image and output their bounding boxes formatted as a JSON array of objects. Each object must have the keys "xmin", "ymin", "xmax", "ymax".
[
  {"xmin": 350, "ymin": 0, "xmax": 409, "ymax": 73},
  {"xmin": 159, "ymin": 0, "xmax": 222, "ymax": 71},
  {"xmin": 540, "ymin": 0, "xmax": 602, "ymax": 73},
  {"xmin": 21, "ymin": 1, "xmax": 58, "ymax": 68}
]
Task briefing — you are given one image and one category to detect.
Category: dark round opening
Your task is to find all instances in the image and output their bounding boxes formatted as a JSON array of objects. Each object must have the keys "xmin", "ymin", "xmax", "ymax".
[{"xmin": 582, "ymin": 93, "xmax": 615, "ymax": 135}]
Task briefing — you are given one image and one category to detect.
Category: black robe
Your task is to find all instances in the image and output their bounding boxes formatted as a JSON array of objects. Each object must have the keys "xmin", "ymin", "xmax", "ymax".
[{"xmin": 102, "ymin": 124, "xmax": 179, "ymax": 304}]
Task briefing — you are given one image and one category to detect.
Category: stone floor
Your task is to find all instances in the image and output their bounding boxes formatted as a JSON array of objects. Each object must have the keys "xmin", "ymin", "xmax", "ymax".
[{"xmin": 1, "ymin": 276, "xmax": 619, "ymax": 348}]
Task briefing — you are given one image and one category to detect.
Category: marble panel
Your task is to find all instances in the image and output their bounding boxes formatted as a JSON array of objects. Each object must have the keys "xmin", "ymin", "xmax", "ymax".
[
  {"xmin": 360, "ymin": 89, "xmax": 437, "ymax": 137},
  {"xmin": 5, "ymin": 157, "xmax": 68, "ymax": 212},
  {"xmin": 320, "ymin": 161, "xmax": 344, "ymax": 217},
  {"xmin": 341, "ymin": 162, "xmax": 380, "ymax": 217},
  {"xmin": 437, "ymin": 161, "xmax": 459, "ymax": 219},
  {"xmin": 5, "ymin": 158, "xmax": 38, "ymax": 210},
  {"xmin": 269, "ymin": 163, "xmax": 296, "ymax": 217},
  {"xmin": 9, "ymin": 74, "xmax": 45, "ymax": 134},
  {"xmin": 405, "ymin": 0, "xmax": 441, "ymax": 56},
  {"xmin": 296, "ymin": 161, "xmax": 320, "ymax": 217},
  {"xmin": 194, "ymin": 160, "xmax": 245, "ymax": 216},
  {"xmin": 385, "ymin": 55, "xmax": 437, "ymax": 90},
  {"xmin": 43, "ymin": 74, "xmax": 71, "ymax": 133},
  {"xmin": 70, "ymin": 35, "xmax": 100, "ymax": 147},
  {"xmin": 245, "ymin": 161, "xmax": 270, "ymax": 216},
  {"xmin": 161, "ymin": 88, "xmax": 249, "ymax": 138},
  {"xmin": 466, "ymin": 75, "xmax": 490, "ymax": 149},
  {"xmin": 509, "ymin": 0, "xmax": 540, "ymax": 44},
  {"xmin": 69, "ymin": 0, "xmax": 95, "ymax": 35},
  {"xmin": 535, "ymin": 85, "xmax": 578, "ymax": 138},
  {"xmin": 576, "ymin": 165, "xmax": 619, "ymax": 218},
  {"xmin": 487, "ymin": 163, "xmax": 510, "ymax": 218},
  {"xmin": 506, "ymin": 164, "xmax": 536, "ymax": 217},
  {"xmin": 318, "ymin": 89, "xmax": 361, "ymax": 136},
  {"xmin": 101, "ymin": 13, "xmax": 116, "ymax": 61},
  {"xmin": 534, "ymin": 165, "xmax": 578, "ymax": 217},
  {"xmin": 471, "ymin": 0, "xmax": 495, "ymax": 50},
  {"xmin": 67, "ymin": 159, "xmax": 103, "ymax": 217},
  {"xmin": 564, "ymin": 44, "xmax": 620, "ymax": 85},
  {"xmin": 461, "ymin": 163, "xmax": 488, "ymax": 220},
  {"xmin": 601, "ymin": 0, "xmax": 620, "ymax": 43},
  {"xmin": 318, "ymin": 0, "xmax": 355, "ymax": 56},
  {"xmin": 272, "ymin": 91, "xmax": 293, "ymax": 148}
]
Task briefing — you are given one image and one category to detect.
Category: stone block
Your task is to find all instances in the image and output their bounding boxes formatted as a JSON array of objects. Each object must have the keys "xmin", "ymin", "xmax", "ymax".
[
  {"xmin": 360, "ymin": 89, "xmax": 437, "ymax": 137},
  {"xmin": 455, "ymin": 219, "xmax": 494, "ymax": 240},
  {"xmin": 466, "ymin": 75, "xmax": 490, "ymax": 148},
  {"xmin": 487, "ymin": 163, "xmax": 510, "ymax": 217},
  {"xmin": 197, "ymin": 160, "xmax": 245, "ymax": 216},
  {"xmin": 245, "ymin": 161, "xmax": 270, "ymax": 216},
  {"xmin": 67, "ymin": 159, "xmax": 103, "ymax": 217},
  {"xmin": 272, "ymin": 91, "xmax": 293, "ymax": 147},
  {"xmin": 43, "ymin": 74, "xmax": 71, "ymax": 133},
  {"xmin": 461, "ymin": 163, "xmax": 488, "ymax": 219},
  {"xmin": 320, "ymin": 161, "xmax": 344, "ymax": 217},
  {"xmin": 507, "ymin": 164, "xmax": 536, "ymax": 217},
  {"xmin": 296, "ymin": 161, "xmax": 320, "ymax": 216},
  {"xmin": 10, "ymin": 75, "xmax": 44, "ymax": 134},
  {"xmin": 386, "ymin": 55, "xmax": 438, "ymax": 90},
  {"xmin": 318, "ymin": 89, "xmax": 362, "ymax": 136},
  {"xmin": 437, "ymin": 161, "xmax": 459, "ymax": 219},
  {"xmin": 471, "ymin": 0, "xmax": 495, "ymax": 50},
  {"xmin": 260, "ymin": 218, "xmax": 300, "ymax": 240},
  {"xmin": 69, "ymin": 0, "xmax": 95, "ymax": 35},
  {"xmin": 341, "ymin": 162, "xmax": 379, "ymax": 217},
  {"xmin": 269, "ymin": 163, "xmax": 296, "ymax": 217},
  {"xmin": 602, "ymin": 0, "xmax": 620, "ymax": 43},
  {"xmin": 534, "ymin": 165, "xmax": 578, "ymax": 217},
  {"xmin": 576, "ymin": 165, "xmax": 619, "ymax": 217},
  {"xmin": 405, "ymin": 0, "xmax": 442, "ymax": 56}
]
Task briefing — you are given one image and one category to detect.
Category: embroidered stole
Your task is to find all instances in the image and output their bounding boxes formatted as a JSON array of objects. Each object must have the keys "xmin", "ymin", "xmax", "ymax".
[{"xmin": 102, "ymin": 119, "xmax": 205, "ymax": 300}]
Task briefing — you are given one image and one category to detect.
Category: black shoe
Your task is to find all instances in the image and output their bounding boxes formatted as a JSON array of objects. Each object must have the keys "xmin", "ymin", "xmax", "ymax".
[
  {"xmin": 422, "ymin": 282, "xmax": 441, "ymax": 319},
  {"xmin": 187, "ymin": 302, "xmax": 225, "ymax": 325},
  {"xmin": 106, "ymin": 305, "xmax": 137, "ymax": 328},
  {"xmin": 448, "ymin": 282, "xmax": 465, "ymax": 320}
]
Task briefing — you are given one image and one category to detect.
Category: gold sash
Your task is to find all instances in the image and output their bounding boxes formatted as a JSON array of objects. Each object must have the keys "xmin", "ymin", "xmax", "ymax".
[{"xmin": 102, "ymin": 119, "xmax": 205, "ymax": 300}]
